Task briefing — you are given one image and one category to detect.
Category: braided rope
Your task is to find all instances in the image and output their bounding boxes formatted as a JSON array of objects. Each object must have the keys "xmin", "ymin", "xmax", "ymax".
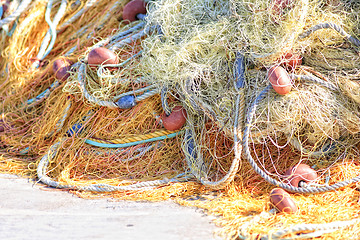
[
  {"xmin": 97, "ymin": 0, "xmax": 126, "ymax": 28},
  {"xmin": 96, "ymin": 50, "xmax": 143, "ymax": 78},
  {"xmin": 26, "ymin": 80, "xmax": 61, "ymax": 107},
  {"xmin": 299, "ymin": 22, "xmax": 360, "ymax": 47},
  {"xmin": 85, "ymin": 130, "xmax": 182, "ymax": 148},
  {"xmin": 88, "ymin": 129, "xmax": 179, "ymax": 144},
  {"xmin": 238, "ymin": 210, "xmax": 276, "ymax": 239},
  {"xmin": 113, "ymin": 84, "xmax": 155, "ymax": 101},
  {"xmin": 200, "ymin": 92, "xmax": 243, "ymax": 190},
  {"xmin": 184, "ymin": 128, "xmax": 208, "ymax": 181},
  {"xmin": 0, "ymin": 0, "xmax": 32, "ymax": 28},
  {"xmin": 261, "ymin": 218, "xmax": 360, "ymax": 240},
  {"xmin": 32, "ymin": 0, "xmax": 67, "ymax": 69},
  {"xmin": 183, "ymin": 54, "xmax": 246, "ymax": 189},
  {"xmin": 243, "ymin": 85, "xmax": 360, "ymax": 193},
  {"xmin": 58, "ymin": 0, "xmax": 99, "ymax": 31},
  {"xmin": 291, "ymin": 74, "xmax": 338, "ymax": 91},
  {"xmin": 55, "ymin": 100, "xmax": 72, "ymax": 131},
  {"xmin": 135, "ymin": 88, "xmax": 159, "ymax": 101},
  {"xmin": 109, "ymin": 27, "xmax": 149, "ymax": 51},
  {"xmin": 37, "ymin": 138, "xmax": 171, "ymax": 191},
  {"xmin": 93, "ymin": 21, "xmax": 146, "ymax": 50},
  {"xmin": 78, "ymin": 63, "xmax": 118, "ymax": 108},
  {"xmin": 46, "ymin": 100, "xmax": 72, "ymax": 138},
  {"xmin": 86, "ymin": 143, "xmax": 157, "ymax": 159},
  {"xmin": 198, "ymin": 54, "xmax": 247, "ymax": 189}
]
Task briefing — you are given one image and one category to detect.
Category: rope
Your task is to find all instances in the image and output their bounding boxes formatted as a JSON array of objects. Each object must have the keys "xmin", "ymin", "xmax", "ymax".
[
  {"xmin": 109, "ymin": 27, "xmax": 150, "ymax": 51},
  {"xmin": 46, "ymin": 100, "xmax": 72, "ymax": 138},
  {"xmin": 199, "ymin": 54, "xmax": 246, "ymax": 189},
  {"xmin": 26, "ymin": 80, "xmax": 62, "ymax": 108},
  {"xmin": 161, "ymin": 87, "xmax": 171, "ymax": 116},
  {"xmin": 0, "ymin": 0, "xmax": 31, "ymax": 28},
  {"xmin": 96, "ymin": 50, "xmax": 143, "ymax": 78},
  {"xmin": 85, "ymin": 143, "xmax": 158, "ymax": 159},
  {"xmin": 97, "ymin": 0, "xmax": 126, "ymax": 28},
  {"xmin": 183, "ymin": 54, "xmax": 246, "ymax": 189},
  {"xmin": 32, "ymin": 0, "xmax": 68, "ymax": 69},
  {"xmin": 92, "ymin": 21, "xmax": 146, "ymax": 50},
  {"xmin": 88, "ymin": 129, "xmax": 178, "ymax": 144},
  {"xmin": 37, "ymin": 138, "xmax": 173, "ymax": 191},
  {"xmin": 184, "ymin": 128, "xmax": 208, "ymax": 181},
  {"xmin": 113, "ymin": 84, "xmax": 155, "ymax": 101},
  {"xmin": 85, "ymin": 130, "xmax": 182, "ymax": 148},
  {"xmin": 135, "ymin": 88, "xmax": 159, "ymax": 101},
  {"xmin": 65, "ymin": 3, "xmax": 146, "ymax": 56},
  {"xmin": 238, "ymin": 209, "xmax": 276, "ymax": 239},
  {"xmin": 55, "ymin": 101, "xmax": 71, "ymax": 130},
  {"xmin": 78, "ymin": 63, "xmax": 118, "ymax": 108},
  {"xmin": 79, "ymin": 62, "xmax": 158, "ymax": 108},
  {"xmin": 243, "ymin": 85, "xmax": 360, "ymax": 193},
  {"xmin": 108, "ymin": 21, "xmax": 146, "ymax": 44},
  {"xmin": 290, "ymin": 74, "xmax": 338, "ymax": 91},
  {"xmin": 58, "ymin": 0, "xmax": 99, "ymax": 31},
  {"xmin": 3, "ymin": 18, "xmax": 18, "ymax": 37},
  {"xmin": 261, "ymin": 218, "xmax": 360, "ymax": 240},
  {"xmin": 299, "ymin": 22, "xmax": 360, "ymax": 47},
  {"xmin": 288, "ymin": 136, "xmax": 337, "ymax": 157}
]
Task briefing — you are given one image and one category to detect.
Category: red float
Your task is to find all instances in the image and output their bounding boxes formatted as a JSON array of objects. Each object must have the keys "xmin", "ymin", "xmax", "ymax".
[
  {"xmin": 122, "ymin": 0, "xmax": 147, "ymax": 23},
  {"xmin": 52, "ymin": 58, "xmax": 73, "ymax": 81},
  {"xmin": 270, "ymin": 188, "xmax": 298, "ymax": 213},
  {"xmin": 0, "ymin": 119, "xmax": 4, "ymax": 132},
  {"xmin": 282, "ymin": 52, "xmax": 302, "ymax": 71},
  {"xmin": 270, "ymin": 0, "xmax": 295, "ymax": 23},
  {"xmin": 285, "ymin": 164, "xmax": 318, "ymax": 187},
  {"xmin": 88, "ymin": 47, "xmax": 119, "ymax": 69},
  {"xmin": 268, "ymin": 66, "xmax": 292, "ymax": 95},
  {"xmin": 162, "ymin": 106, "xmax": 187, "ymax": 131},
  {"xmin": 273, "ymin": 0, "xmax": 294, "ymax": 8}
]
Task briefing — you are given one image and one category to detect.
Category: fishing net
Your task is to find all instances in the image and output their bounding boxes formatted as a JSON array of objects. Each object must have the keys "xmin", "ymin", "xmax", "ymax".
[{"xmin": 1, "ymin": 0, "xmax": 360, "ymax": 239}]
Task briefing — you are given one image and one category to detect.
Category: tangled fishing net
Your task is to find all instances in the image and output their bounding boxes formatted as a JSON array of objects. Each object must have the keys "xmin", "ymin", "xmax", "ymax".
[{"xmin": 1, "ymin": 0, "xmax": 360, "ymax": 239}]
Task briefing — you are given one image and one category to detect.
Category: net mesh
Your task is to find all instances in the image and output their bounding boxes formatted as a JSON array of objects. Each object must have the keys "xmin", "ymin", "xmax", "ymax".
[{"xmin": 1, "ymin": 0, "xmax": 360, "ymax": 239}]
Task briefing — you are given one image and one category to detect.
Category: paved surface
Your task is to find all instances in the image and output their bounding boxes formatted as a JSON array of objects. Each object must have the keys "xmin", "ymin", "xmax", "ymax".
[{"xmin": 0, "ymin": 174, "xmax": 219, "ymax": 240}]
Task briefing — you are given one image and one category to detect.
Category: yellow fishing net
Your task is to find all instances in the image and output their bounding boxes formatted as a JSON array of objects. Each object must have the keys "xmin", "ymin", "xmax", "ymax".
[{"xmin": 1, "ymin": 0, "xmax": 360, "ymax": 239}]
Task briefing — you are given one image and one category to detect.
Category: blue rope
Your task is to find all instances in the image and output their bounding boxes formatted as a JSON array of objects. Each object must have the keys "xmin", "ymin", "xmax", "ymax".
[{"xmin": 84, "ymin": 131, "xmax": 183, "ymax": 148}]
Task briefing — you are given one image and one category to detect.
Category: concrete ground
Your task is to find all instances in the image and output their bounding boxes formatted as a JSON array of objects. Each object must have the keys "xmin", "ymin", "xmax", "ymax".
[{"xmin": 0, "ymin": 174, "xmax": 220, "ymax": 240}]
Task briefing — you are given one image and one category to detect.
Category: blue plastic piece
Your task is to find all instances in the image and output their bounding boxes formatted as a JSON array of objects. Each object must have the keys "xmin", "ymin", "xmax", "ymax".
[
  {"xmin": 67, "ymin": 123, "xmax": 83, "ymax": 137},
  {"xmin": 117, "ymin": 95, "xmax": 136, "ymax": 109}
]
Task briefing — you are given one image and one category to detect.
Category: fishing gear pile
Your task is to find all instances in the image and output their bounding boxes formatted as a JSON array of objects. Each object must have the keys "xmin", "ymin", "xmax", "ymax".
[{"xmin": 1, "ymin": 0, "xmax": 360, "ymax": 239}]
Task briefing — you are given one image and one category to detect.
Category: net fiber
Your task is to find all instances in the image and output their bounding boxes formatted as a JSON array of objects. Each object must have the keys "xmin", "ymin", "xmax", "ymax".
[{"xmin": 1, "ymin": 0, "xmax": 360, "ymax": 239}]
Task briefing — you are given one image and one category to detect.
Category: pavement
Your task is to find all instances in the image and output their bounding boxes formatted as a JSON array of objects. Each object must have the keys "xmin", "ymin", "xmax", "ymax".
[{"xmin": 0, "ymin": 174, "xmax": 219, "ymax": 240}]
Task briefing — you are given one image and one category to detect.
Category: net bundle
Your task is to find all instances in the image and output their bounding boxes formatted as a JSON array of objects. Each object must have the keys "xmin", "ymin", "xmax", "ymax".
[{"xmin": 1, "ymin": 0, "xmax": 360, "ymax": 239}]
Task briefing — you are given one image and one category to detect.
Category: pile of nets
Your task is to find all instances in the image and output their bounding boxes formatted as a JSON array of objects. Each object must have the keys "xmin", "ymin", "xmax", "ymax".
[{"xmin": 1, "ymin": 0, "xmax": 360, "ymax": 239}]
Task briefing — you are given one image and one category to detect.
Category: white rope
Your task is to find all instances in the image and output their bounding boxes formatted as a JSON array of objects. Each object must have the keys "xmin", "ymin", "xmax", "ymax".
[{"xmin": 0, "ymin": 0, "xmax": 32, "ymax": 28}]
